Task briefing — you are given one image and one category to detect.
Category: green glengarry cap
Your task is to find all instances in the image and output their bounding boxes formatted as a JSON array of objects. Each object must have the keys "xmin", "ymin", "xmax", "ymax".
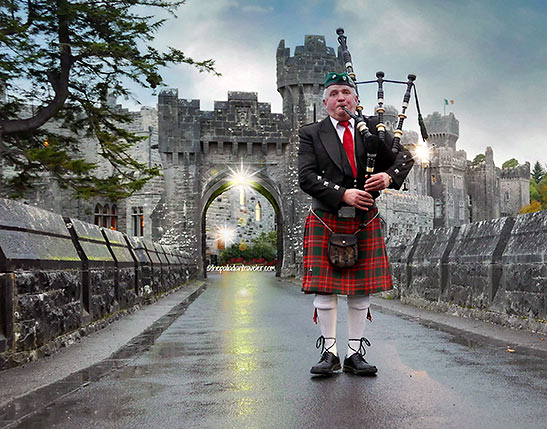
[{"xmin": 324, "ymin": 72, "xmax": 355, "ymax": 88}]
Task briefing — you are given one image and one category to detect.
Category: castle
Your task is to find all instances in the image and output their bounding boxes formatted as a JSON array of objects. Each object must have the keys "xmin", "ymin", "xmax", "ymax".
[{"xmin": 1, "ymin": 35, "xmax": 530, "ymax": 276}]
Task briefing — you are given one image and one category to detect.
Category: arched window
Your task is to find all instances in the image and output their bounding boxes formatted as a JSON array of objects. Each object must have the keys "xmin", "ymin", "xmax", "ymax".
[
  {"xmin": 94, "ymin": 204, "xmax": 102, "ymax": 226},
  {"xmin": 131, "ymin": 206, "xmax": 144, "ymax": 236},
  {"xmin": 110, "ymin": 204, "xmax": 118, "ymax": 230},
  {"xmin": 102, "ymin": 204, "xmax": 109, "ymax": 228},
  {"xmin": 255, "ymin": 201, "xmax": 261, "ymax": 222}
]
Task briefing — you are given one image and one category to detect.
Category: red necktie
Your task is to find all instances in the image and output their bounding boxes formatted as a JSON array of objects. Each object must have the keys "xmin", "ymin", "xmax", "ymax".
[{"xmin": 339, "ymin": 121, "xmax": 357, "ymax": 178}]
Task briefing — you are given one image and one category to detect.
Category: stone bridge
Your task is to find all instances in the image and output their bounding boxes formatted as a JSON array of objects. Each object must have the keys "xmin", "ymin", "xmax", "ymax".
[{"xmin": 1, "ymin": 198, "xmax": 545, "ymax": 372}]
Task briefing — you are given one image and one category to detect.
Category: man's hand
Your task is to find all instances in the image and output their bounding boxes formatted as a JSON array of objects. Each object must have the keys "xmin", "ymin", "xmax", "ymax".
[
  {"xmin": 364, "ymin": 172, "xmax": 392, "ymax": 192},
  {"xmin": 341, "ymin": 189, "xmax": 374, "ymax": 211}
]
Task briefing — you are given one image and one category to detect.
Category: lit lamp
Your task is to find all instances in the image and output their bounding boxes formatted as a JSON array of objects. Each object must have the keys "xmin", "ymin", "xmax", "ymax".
[{"xmin": 216, "ymin": 224, "xmax": 235, "ymax": 249}]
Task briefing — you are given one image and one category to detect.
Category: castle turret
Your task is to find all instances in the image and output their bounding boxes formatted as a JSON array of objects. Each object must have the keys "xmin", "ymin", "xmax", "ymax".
[
  {"xmin": 500, "ymin": 162, "xmax": 531, "ymax": 216},
  {"xmin": 424, "ymin": 112, "xmax": 459, "ymax": 149},
  {"xmin": 466, "ymin": 146, "xmax": 501, "ymax": 222},
  {"xmin": 425, "ymin": 112, "xmax": 468, "ymax": 227},
  {"xmin": 276, "ymin": 35, "xmax": 343, "ymax": 126}
]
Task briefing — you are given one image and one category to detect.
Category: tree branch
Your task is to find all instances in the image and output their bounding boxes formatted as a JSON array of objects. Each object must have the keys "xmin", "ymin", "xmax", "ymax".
[
  {"xmin": 0, "ymin": 0, "xmax": 35, "ymax": 37},
  {"xmin": 0, "ymin": 1, "xmax": 72, "ymax": 136}
]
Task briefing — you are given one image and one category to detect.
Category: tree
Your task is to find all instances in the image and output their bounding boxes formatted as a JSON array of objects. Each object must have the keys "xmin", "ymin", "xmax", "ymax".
[
  {"xmin": 531, "ymin": 161, "xmax": 545, "ymax": 184},
  {"xmin": 0, "ymin": 0, "xmax": 218, "ymax": 199},
  {"xmin": 530, "ymin": 180, "xmax": 540, "ymax": 203},
  {"xmin": 502, "ymin": 158, "xmax": 518, "ymax": 169},
  {"xmin": 472, "ymin": 154, "xmax": 485, "ymax": 166},
  {"xmin": 528, "ymin": 175, "xmax": 547, "ymax": 211},
  {"xmin": 520, "ymin": 200, "xmax": 542, "ymax": 214}
]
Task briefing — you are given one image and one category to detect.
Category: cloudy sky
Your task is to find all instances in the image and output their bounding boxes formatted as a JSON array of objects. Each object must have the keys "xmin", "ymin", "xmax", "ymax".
[{"xmin": 129, "ymin": 0, "xmax": 547, "ymax": 167}]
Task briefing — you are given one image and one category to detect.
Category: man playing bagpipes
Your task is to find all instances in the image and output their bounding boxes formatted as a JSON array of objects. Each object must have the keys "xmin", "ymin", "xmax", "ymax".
[{"xmin": 298, "ymin": 71, "xmax": 414, "ymax": 376}]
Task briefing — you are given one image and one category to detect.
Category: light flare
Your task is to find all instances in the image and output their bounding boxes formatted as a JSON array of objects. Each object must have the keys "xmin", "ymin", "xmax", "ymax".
[
  {"xmin": 216, "ymin": 223, "xmax": 235, "ymax": 246},
  {"xmin": 227, "ymin": 161, "xmax": 259, "ymax": 190},
  {"xmin": 410, "ymin": 141, "xmax": 432, "ymax": 167}
]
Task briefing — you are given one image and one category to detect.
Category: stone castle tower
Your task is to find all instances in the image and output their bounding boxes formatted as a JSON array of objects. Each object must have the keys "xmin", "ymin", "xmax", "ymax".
[
  {"xmin": 276, "ymin": 35, "xmax": 344, "ymax": 126},
  {"xmin": 425, "ymin": 112, "xmax": 469, "ymax": 227},
  {"xmin": 500, "ymin": 163, "xmax": 531, "ymax": 217}
]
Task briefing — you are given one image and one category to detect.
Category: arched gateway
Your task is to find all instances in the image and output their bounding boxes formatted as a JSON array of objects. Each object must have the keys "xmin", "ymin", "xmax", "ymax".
[{"xmin": 150, "ymin": 36, "xmax": 345, "ymax": 277}]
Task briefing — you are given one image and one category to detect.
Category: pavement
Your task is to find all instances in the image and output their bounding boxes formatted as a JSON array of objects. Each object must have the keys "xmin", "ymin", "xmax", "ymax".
[
  {"xmin": 0, "ymin": 281, "xmax": 206, "ymax": 427},
  {"xmin": 0, "ymin": 273, "xmax": 546, "ymax": 428}
]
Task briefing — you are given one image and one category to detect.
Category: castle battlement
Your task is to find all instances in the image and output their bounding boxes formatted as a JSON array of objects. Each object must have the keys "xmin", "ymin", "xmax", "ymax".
[
  {"xmin": 501, "ymin": 162, "xmax": 530, "ymax": 179},
  {"xmin": 425, "ymin": 112, "xmax": 459, "ymax": 150},
  {"xmin": 276, "ymin": 35, "xmax": 342, "ymax": 90}
]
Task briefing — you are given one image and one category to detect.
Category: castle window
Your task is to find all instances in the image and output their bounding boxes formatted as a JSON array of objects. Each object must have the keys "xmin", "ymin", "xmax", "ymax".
[
  {"xmin": 94, "ymin": 204, "xmax": 103, "ymax": 226},
  {"xmin": 110, "ymin": 205, "xmax": 118, "ymax": 230},
  {"xmin": 255, "ymin": 201, "xmax": 262, "ymax": 222},
  {"xmin": 459, "ymin": 200, "xmax": 464, "ymax": 220},
  {"xmin": 102, "ymin": 204, "xmax": 110, "ymax": 228},
  {"xmin": 505, "ymin": 192, "xmax": 510, "ymax": 201},
  {"xmin": 434, "ymin": 200, "xmax": 442, "ymax": 218},
  {"xmin": 131, "ymin": 206, "xmax": 144, "ymax": 236},
  {"xmin": 432, "ymin": 175, "xmax": 436, "ymax": 184}
]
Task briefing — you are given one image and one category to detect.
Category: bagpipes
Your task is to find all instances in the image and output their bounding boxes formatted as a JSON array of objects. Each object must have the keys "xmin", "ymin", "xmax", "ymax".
[{"xmin": 336, "ymin": 28, "xmax": 429, "ymax": 176}]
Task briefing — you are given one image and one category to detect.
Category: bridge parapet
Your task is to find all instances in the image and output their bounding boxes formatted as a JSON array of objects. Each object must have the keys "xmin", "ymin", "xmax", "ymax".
[
  {"xmin": 0, "ymin": 199, "xmax": 197, "ymax": 370},
  {"xmin": 387, "ymin": 211, "xmax": 547, "ymax": 330}
]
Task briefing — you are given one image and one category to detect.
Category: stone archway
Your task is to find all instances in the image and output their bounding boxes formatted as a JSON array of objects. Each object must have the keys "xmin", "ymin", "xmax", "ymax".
[{"xmin": 200, "ymin": 170, "xmax": 284, "ymax": 277}]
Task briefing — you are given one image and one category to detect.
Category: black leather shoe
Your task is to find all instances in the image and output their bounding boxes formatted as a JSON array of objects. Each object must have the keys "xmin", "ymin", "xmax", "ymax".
[
  {"xmin": 310, "ymin": 351, "xmax": 341, "ymax": 375},
  {"xmin": 343, "ymin": 353, "xmax": 377, "ymax": 375}
]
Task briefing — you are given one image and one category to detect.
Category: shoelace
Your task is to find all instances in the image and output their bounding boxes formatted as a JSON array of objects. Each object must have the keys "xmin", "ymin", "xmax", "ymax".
[
  {"xmin": 348, "ymin": 337, "xmax": 371, "ymax": 356},
  {"xmin": 315, "ymin": 335, "xmax": 337, "ymax": 355}
]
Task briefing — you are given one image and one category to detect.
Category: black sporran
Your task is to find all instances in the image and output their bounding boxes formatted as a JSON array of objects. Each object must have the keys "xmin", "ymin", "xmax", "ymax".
[{"xmin": 328, "ymin": 233, "xmax": 358, "ymax": 268}]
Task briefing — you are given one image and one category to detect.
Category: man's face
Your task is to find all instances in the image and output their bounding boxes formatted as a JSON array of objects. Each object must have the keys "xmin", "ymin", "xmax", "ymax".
[{"xmin": 323, "ymin": 84, "xmax": 358, "ymax": 121}]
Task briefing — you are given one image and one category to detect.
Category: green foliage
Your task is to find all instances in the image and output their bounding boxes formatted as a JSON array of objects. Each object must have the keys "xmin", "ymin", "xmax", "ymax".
[
  {"xmin": 220, "ymin": 231, "xmax": 277, "ymax": 264},
  {"xmin": 502, "ymin": 158, "xmax": 518, "ymax": 169},
  {"xmin": 530, "ymin": 180, "xmax": 540, "ymax": 202},
  {"xmin": 520, "ymin": 200, "xmax": 542, "ymax": 214},
  {"xmin": 526, "ymin": 175, "xmax": 547, "ymax": 212},
  {"xmin": 531, "ymin": 161, "xmax": 545, "ymax": 184},
  {"xmin": 0, "ymin": 0, "xmax": 218, "ymax": 199},
  {"xmin": 472, "ymin": 154, "xmax": 485, "ymax": 166},
  {"xmin": 219, "ymin": 243, "xmax": 243, "ymax": 264}
]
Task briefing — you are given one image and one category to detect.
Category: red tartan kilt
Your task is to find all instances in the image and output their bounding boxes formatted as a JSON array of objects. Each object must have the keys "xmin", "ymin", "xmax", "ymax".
[{"xmin": 302, "ymin": 207, "xmax": 392, "ymax": 295}]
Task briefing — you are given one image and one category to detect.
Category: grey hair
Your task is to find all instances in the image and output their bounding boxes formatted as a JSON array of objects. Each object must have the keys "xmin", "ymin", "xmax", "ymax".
[{"xmin": 322, "ymin": 85, "xmax": 357, "ymax": 101}]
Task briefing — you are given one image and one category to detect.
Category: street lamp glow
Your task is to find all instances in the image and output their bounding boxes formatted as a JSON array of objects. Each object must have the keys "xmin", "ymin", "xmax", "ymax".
[{"xmin": 217, "ymin": 224, "xmax": 235, "ymax": 245}]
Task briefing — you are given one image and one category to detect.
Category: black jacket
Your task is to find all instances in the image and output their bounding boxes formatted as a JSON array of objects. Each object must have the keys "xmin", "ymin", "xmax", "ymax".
[{"xmin": 298, "ymin": 116, "xmax": 414, "ymax": 213}]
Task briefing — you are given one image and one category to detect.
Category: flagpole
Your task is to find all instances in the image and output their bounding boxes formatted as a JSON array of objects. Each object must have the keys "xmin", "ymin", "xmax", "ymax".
[{"xmin": 443, "ymin": 100, "xmax": 446, "ymax": 116}]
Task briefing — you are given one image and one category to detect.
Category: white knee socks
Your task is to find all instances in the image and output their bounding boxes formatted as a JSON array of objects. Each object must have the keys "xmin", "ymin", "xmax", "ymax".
[
  {"xmin": 346, "ymin": 295, "xmax": 370, "ymax": 357},
  {"xmin": 313, "ymin": 294, "xmax": 338, "ymax": 356}
]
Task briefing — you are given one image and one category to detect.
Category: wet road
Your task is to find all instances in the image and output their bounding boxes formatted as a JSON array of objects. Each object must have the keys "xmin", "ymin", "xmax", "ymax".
[{"xmin": 18, "ymin": 272, "xmax": 547, "ymax": 428}]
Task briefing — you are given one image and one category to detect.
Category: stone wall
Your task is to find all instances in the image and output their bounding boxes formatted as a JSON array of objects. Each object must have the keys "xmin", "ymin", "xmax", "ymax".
[
  {"xmin": 0, "ymin": 199, "xmax": 197, "ymax": 370},
  {"xmin": 387, "ymin": 210, "xmax": 547, "ymax": 331}
]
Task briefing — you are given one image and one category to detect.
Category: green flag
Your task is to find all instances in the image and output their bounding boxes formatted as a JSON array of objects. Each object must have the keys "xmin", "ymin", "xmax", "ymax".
[{"xmin": 444, "ymin": 98, "xmax": 449, "ymax": 105}]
